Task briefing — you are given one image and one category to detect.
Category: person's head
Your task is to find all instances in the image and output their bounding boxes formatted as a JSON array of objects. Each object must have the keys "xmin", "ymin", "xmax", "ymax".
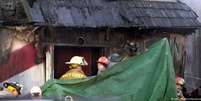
[
  {"xmin": 65, "ymin": 56, "xmax": 88, "ymax": 69},
  {"xmin": 30, "ymin": 86, "xmax": 42, "ymax": 98},
  {"xmin": 97, "ymin": 56, "xmax": 109, "ymax": 72},
  {"xmin": 65, "ymin": 95, "xmax": 74, "ymax": 101},
  {"xmin": 3, "ymin": 82, "xmax": 22, "ymax": 97},
  {"xmin": 108, "ymin": 53, "xmax": 122, "ymax": 68},
  {"xmin": 176, "ymin": 77, "xmax": 185, "ymax": 90}
]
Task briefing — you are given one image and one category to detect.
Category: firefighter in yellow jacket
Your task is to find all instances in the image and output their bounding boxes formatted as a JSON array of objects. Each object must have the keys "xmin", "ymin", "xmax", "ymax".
[{"xmin": 59, "ymin": 56, "xmax": 88, "ymax": 80}]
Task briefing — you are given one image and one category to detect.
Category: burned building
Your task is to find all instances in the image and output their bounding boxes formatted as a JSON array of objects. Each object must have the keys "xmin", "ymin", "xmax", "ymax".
[{"xmin": 0, "ymin": 0, "xmax": 200, "ymax": 95}]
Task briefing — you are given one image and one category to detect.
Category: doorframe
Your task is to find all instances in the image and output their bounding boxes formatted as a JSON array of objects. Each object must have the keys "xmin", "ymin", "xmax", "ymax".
[{"xmin": 45, "ymin": 43, "xmax": 109, "ymax": 80}]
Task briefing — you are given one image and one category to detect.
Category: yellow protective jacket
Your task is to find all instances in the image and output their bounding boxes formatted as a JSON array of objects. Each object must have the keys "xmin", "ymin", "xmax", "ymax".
[{"xmin": 59, "ymin": 69, "xmax": 87, "ymax": 80}]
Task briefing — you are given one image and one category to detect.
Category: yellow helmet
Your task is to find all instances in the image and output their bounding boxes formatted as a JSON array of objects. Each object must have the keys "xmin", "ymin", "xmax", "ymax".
[{"xmin": 65, "ymin": 56, "xmax": 88, "ymax": 66}]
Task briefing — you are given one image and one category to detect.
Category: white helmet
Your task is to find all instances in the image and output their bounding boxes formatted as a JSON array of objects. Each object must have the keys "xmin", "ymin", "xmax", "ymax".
[
  {"xmin": 30, "ymin": 86, "xmax": 42, "ymax": 96},
  {"xmin": 65, "ymin": 56, "xmax": 88, "ymax": 66}
]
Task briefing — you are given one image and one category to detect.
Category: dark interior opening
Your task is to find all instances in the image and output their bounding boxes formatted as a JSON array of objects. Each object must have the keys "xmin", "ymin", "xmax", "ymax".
[{"xmin": 54, "ymin": 46, "xmax": 103, "ymax": 79}]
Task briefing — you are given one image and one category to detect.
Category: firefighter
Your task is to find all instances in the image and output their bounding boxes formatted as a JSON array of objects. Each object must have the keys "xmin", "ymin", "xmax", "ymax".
[
  {"xmin": 60, "ymin": 56, "xmax": 88, "ymax": 80},
  {"xmin": 97, "ymin": 56, "xmax": 110, "ymax": 75},
  {"xmin": 176, "ymin": 76, "xmax": 185, "ymax": 101},
  {"xmin": 0, "ymin": 82, "xmax": 22, "ymax": 97}
]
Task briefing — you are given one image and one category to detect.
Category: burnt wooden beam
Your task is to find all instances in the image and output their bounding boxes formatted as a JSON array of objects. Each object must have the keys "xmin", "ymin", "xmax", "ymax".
[{"xmin": 21, "ymin": 0, "xmax": 33, "ymax": 22}]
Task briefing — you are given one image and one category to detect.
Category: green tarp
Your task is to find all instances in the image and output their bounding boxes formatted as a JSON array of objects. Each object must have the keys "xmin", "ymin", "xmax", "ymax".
[{"xmin": 42, "ymin": 38, "xmax": 177, "ymax": 101}]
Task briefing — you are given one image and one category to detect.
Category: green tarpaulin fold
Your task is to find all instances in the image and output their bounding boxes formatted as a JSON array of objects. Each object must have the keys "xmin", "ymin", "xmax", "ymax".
[{"xmin": 42, "ymin": 38, "xmax": 177, "ymax": 101}]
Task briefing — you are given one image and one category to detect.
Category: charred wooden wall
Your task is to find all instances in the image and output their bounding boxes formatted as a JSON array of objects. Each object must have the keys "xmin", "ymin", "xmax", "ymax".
[
  {"xmin": 39, "ymin": 27, "xmax": 169, "ymax": 58},
  {"xmin": 39, "ymin": 27, "xmax": 125, "ymax": 47}
]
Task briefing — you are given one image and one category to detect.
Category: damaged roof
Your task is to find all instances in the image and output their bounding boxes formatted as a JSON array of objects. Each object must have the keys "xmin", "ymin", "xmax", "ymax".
[
  {"xmin": 3, "ymin": 0, "xmax": 201, "ymax": 28},
  {"xmin": 23, "ymin": 0, "xmax": 201, "ymax": 28},
  {"xmin": 0, "ymin": 0, "xmax": 28, "ymax": 24}
]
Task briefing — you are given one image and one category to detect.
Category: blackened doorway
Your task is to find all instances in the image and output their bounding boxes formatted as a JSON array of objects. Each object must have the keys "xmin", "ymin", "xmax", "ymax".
[{"xmin": 54, "ymin": 46, "xmax": 102, "ymax": 79}]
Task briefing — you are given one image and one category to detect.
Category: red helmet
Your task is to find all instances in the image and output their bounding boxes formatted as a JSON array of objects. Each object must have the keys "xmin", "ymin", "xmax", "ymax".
[{"xmin": 97, "ymin": 56, "xmax": 109, "ymax": 65}]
